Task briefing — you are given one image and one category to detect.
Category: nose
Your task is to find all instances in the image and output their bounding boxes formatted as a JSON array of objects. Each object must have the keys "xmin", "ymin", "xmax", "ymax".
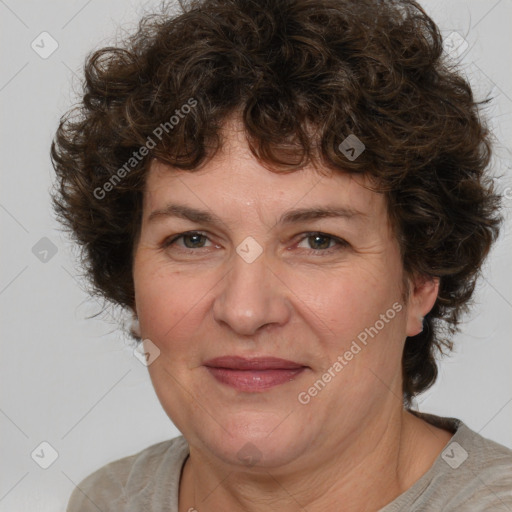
[{"xmin": 212, "ymin": 249, "xmax": 292, "ymax": 336}]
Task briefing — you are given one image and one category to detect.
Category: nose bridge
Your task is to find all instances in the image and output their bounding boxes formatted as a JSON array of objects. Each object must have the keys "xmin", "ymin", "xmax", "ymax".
[{"xmin": 212, "ymin": 249, "xmax": 290, "ymax": 335}]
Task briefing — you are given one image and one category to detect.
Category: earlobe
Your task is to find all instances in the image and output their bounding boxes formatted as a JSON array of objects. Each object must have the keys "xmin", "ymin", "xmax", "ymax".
[
  {"xmin": 417, "ymin": 315, "xmax": 424, "ymax": 332},
  {"xmin": 405, "ymin": 275, "xmax": 439, "ymax": 337},
  {"xmin": 128, "ymin": 307, "xmax": 141, "ymax": 338},
  {"xmin": 130, "ymin": 315, "xmax": 141, "ymax": 338}
]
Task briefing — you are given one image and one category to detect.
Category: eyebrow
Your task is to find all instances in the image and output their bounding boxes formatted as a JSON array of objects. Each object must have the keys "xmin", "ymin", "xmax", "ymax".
[{"xmin": 147, "ymin": 203, "xmax": 366, "ymax": 226}]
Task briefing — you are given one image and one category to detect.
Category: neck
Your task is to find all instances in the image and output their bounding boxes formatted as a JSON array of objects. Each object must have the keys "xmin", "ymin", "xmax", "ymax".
[{"xmin": 178, "ymin": 408, "xmax": 452, "ymax": 512}]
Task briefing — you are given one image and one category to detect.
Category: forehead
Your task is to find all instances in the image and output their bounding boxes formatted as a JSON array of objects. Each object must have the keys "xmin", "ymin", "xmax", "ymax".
[{"xmin": 143, "ymin": 118, "xmax": 387, "ymax": 223}]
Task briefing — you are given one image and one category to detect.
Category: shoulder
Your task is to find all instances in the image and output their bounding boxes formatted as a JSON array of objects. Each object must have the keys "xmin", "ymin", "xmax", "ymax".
[
  {"xmin": 450, "ymin": 423, "xmax": 512, "ymax": 510},
  {"xmin": 383, "ymin": 412, "xmax": 512, "ymax": 512},
  {"xmin": 66, "ymin": 435, "xmax": 189, "ymax": 512}
]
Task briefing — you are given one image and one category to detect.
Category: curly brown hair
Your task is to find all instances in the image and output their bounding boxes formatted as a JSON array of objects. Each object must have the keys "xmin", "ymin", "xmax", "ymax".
[{"xmin": 50, "ymin": 0, "xmax": 502, "ymax": 406}]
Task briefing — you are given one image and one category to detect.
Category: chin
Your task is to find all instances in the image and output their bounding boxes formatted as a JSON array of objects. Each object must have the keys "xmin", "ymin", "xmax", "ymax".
[{"xmin": 193, "ymin": 413, "xmax": 310, "ymax": 469}]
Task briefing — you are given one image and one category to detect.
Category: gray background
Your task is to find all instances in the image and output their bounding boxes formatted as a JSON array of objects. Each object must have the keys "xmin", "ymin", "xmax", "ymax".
[{"xmin": 1, "ymin": 0, "xmax": 511, "ymax": 510}]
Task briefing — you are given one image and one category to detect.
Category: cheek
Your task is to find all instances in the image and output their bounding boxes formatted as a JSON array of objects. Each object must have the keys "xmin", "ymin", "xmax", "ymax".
[
  {"xmin": 289, "ymin": 264, "xmax": 407, "ymax": 381},
  {"xmin": 133, "ymin": 262, "xmax": 210, "ymax": 348},
  {"xmin": 293, "ymin": 264, "xmax": 402, "ymax": 333}
]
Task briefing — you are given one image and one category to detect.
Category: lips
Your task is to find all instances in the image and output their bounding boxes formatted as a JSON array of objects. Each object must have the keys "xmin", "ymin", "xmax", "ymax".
[
  {"xmin": 204, "ymin": 356, "xmax": 305, "ymax": 370},
  {"xmin": 203, "ymin": 356, "xmax": 307, "ymax": 392}
]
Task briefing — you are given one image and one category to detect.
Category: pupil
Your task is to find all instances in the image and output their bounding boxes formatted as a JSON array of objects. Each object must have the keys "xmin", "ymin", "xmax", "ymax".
[
  {"xmin": 185, "ymin": 234, "xmax": 204, "ymax": 248},
  {"xmin": 310, "ymin": 235, "xmax": 329, "ymax": 250}
]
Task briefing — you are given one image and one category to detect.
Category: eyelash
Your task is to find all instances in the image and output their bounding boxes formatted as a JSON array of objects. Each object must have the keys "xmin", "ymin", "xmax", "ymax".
[{"xmin": 161, "ymin": 231, "xmax": 349, "ymax": 255}]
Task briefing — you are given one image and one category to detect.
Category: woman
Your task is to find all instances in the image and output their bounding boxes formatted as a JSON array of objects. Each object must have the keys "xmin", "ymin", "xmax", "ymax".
[{"xmin": 51, "ymin": 0, "xmax": 512, "ymax": 510}]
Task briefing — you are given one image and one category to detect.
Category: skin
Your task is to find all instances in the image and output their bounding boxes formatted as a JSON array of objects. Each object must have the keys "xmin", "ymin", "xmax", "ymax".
[{"xmin": 132, "ymin": 117, "xmax": 453, "ymax": 512}]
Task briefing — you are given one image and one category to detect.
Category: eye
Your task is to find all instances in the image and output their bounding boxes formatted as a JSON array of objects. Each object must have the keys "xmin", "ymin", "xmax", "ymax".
[
  {"xmin": 295, "ymin": 232, "xmax": 349, "ymax": 253},
  {"xmin": 161, "ymin": 231, "xmax": 215, "ymax": 250},
  {"xmin": 160, "ymin": 230, "xmax": 349, "ymax": 256}
]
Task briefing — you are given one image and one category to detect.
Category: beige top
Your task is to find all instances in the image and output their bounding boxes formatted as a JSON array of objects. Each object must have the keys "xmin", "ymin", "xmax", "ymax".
[{"xmin": 67, "ymin": 411, "xmax": 512, "ymax": 511}]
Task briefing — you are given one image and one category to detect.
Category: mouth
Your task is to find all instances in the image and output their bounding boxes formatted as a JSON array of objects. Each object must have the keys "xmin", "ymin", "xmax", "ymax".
[{"xmin": 203, "ymin": 356, "xmax": 308, "ymax": 392}]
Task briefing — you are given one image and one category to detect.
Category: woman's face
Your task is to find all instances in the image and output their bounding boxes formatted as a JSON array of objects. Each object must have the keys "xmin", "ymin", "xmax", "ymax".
[{"xmin": 133, "ymin": 119, "xmax": 434, "ymax": 470}]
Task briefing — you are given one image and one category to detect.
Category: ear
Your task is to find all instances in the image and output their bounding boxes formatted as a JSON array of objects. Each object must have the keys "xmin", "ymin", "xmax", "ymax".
[{"xmin": 405, "ymin": 274, "xmax": 439, "ymax": 337}]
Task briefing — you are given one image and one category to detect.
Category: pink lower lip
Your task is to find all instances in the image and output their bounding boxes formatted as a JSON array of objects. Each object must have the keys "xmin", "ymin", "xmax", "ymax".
[{"xmin": 206, "ymin": 367, "xmax": 306, "ymax": 391}]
